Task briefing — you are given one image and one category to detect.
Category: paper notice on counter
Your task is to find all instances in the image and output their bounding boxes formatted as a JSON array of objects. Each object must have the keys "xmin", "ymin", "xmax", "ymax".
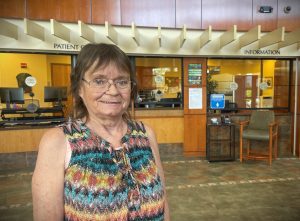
[{"xmin": 189, "ymin": 88, "xmax": 202, "ymax": 109}]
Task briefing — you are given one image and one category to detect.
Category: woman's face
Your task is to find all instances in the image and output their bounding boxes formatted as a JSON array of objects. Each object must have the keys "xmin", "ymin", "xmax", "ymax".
[{"xmin": 79, "ymin": 63, "xmax": 131, "ymax": 120}]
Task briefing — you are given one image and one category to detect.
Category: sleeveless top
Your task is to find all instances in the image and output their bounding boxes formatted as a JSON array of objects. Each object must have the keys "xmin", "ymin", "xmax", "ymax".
[{"xmin": 61, "ymin": 120, "xmax": 165, "ymax": 221}]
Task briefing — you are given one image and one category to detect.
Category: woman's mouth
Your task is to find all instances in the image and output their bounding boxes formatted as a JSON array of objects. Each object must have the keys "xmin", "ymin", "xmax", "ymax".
[{"xmin": 99, "ymin": 100, "xmax": 121, "ymax": 104}]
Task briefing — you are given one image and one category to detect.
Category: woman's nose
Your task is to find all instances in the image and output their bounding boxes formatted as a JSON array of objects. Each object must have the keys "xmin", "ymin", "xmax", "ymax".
[{"xmin": 106, "ymin": 81, "xmax": 119, "ymax": 93}]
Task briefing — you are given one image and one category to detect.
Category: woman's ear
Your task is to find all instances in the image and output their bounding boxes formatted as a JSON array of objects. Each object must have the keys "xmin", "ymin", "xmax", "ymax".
[{"xmin": 78, "ymin": 86, "xmax": 83, "ymax": 98}]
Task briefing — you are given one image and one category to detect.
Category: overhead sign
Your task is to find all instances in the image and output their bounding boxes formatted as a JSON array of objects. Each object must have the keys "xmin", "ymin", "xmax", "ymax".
[{"xmin": 210, "ymin": 94, "xmax": 225, "ymax": 109}]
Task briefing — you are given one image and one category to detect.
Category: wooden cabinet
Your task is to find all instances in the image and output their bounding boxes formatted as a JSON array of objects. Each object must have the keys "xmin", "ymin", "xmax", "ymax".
[{"xmin": 206, "ymin": 123, "xmax": 235, "ymax": 162}]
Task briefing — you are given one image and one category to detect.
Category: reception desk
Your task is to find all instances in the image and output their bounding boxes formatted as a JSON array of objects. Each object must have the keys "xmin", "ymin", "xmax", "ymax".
[
  {"xmin": 0, "ymin": 109, "xmax": 184, "ymax": 153},
  {"xmin": 0, "ymin": 106, "xmax": 66, "ymax": 153},
  {"xmin": 0, "ymin": 127, "xmax": 50, "ymax": 153}
]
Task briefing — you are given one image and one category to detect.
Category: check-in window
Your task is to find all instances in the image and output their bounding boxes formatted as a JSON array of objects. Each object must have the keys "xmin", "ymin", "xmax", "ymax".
[
  {"xmin": 207, "ymin": 59, "xmax": 291, "ymax": 112},
  {"xmin": 134, "ymin": 57, "xmax": 182, "ymax": 109}
]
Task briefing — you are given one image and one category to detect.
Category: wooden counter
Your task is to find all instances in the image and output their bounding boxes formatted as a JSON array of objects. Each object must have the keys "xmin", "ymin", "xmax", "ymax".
[
  {"xmin": 0, "ymin": 109, "xmax": 184, "ymax": 153},
  {"xmin": 134, "ymin": 109, "xmax": 184, "ymax": 144},
  {"xmin": 0, "ymin": 127, "xmax": 49, "ymax": 153}
]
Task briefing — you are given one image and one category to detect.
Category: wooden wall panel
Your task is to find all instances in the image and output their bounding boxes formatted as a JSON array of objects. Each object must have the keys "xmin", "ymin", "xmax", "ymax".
[
  {"xmin": 62, "ymin": 0, "xmax": 91, "ymax": 23},
  {"xmin": 0, "ymin": 128, "xmax": 48, "ymax": 153},
  {"xmin": 277, "ymin": 0, "xmax": 300, "ymax": 32},
  {"xmin": 290, "ymin": 85, "xmax": 294, "ymax": 112},
  {"xmin": 120, "ymin": 0, "xmax": 175, "ymax": 27},
  {"xmin": 1, "ymin": 0, "xmax": 300, "ymax": 31},
  {"xmin": 183, "ymin": 57, "xmax": 207, "ymax": 156},
  {"xmin": 290, "ymin": 59, "xmax": 300, "ymax": 157},
  {"xmin": 183, "ymin": 114, "xmax": 206, "ymax": 156},
  {"xmin": 183, "ymin": 87, "xmax": 207, "ymax": 114},
  {"xmin": 0, "ymin": 0, "xmax": 25, "ymax": 18},
  {"xmin": 27, "ymin": 0, "xmax": 57, "ymax": 20},
  {"xmin": 274, "ymin": 86, "xmax": 289, "ymax": 107},
  {"xmin": 253, "ymin": 0, "xmax": 278, "ymax": 31},
  {"xmin": 136, "ymin": 117, "xmax": 184, "ymax": 144},
  {"xmin": 175, "ymin": 0, "xmax": 201, "ymax": 29},
  {"xmin": 51, "ymin": 64, "xmax": 73, "ymax": 116},
  {"xmin": 297, "ymin": 115, "xmax": 300, "ymax": 156},
  {"xmin": 91, "ymin": 0, "xmax": 121, "ymax": 25},
  {"xmin": 291, "ymin": 114, "xmax": 300, "ymax": 157},
  {"xmin": 27, "ymin": 0, "xmax": 91, "ymax": 23},
  {"xmin": 290, "ymin": 60, "xmax": 299, "ymax": 112},
  {"xmin": 202, "ymin": 0, "xmax": 253, "ymax": 31}
]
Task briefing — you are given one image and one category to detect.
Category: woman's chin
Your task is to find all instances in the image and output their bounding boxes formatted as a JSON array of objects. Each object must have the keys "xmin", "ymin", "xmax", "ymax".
[{"xmin": 97, "ymin": 109, "xmax": 125, "ymax": 118}]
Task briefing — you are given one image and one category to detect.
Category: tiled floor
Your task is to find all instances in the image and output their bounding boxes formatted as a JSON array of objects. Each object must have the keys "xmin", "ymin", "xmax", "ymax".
[
  {"xmin": 0, "ymin": 151, "xmax": 300, "ymax": 221},
  {"xmin": 165, "ymin": 159, "xmax": 300, "ymax": 221}
]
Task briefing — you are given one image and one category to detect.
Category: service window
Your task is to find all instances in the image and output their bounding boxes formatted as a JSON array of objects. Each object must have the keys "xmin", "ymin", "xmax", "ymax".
[
  {"xmin": 134, "ymin": 57, "xmax": 182, "ymax": 109},
  {"xmin": 207, "ymin": 58, "xmax": 291, "ymax": 112}
]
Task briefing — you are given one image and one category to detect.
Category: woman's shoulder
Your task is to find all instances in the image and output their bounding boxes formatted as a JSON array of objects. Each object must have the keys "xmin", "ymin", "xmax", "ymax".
[
  {"xmin": 129, "ymin": 120, "xmax": 146, "ymax": 132},
  {"xmin": 129, "ymin": 120, "xmax": 154, "ymax": 135},
  {"xmin": 37, "ymin": 127, "xmax": 67, "ymax": 158},
  {"xmin": 40, "ymin": 127, "xmax": 66, "ymax": 146},
  {"xmin": 58, "ymin": 118, "xmax": 83, "ymax": 136}
]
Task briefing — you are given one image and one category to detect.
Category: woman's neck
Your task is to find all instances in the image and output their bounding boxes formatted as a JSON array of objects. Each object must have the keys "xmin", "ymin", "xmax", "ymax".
[{"xmin": 85, "ymin": 115, "xmax": 127, "ymax": 148}]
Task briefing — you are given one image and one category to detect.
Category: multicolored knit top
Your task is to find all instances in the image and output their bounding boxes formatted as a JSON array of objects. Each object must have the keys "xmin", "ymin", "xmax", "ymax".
[{"xmin": 61, "ymin": 119, "xmax": 165, "ymax": 221}]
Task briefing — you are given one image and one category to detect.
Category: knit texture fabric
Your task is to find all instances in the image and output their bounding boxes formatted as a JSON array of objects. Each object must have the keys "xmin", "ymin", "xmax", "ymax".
[{"xmin": 61, "ymin": 120, "xmax": 165, "ymax": 221}]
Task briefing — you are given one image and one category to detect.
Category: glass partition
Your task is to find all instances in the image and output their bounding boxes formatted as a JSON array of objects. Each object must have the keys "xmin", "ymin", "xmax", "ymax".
[
  {"xmin": 135, "ymin": 57, "xmax": 182, "ymax": 108},
  {"xmin": 207, "ymin": 59, "xmax": 291, "ymax": 112}
]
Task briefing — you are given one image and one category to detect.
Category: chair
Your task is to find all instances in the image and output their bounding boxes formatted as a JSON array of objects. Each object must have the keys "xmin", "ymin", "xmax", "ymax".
[{"xmin": 239, "ymin": 110, "xmax": 278, "ymax": 165}]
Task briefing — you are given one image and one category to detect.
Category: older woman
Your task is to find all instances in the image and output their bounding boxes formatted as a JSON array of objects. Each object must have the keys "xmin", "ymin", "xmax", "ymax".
[{"xmin": 32, "ymin": 43, "xmax": 169, "ymax": 220}]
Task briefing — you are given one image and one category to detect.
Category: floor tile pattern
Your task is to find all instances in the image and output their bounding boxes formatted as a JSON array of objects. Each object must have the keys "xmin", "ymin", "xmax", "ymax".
[{"xmin": 0, "ymin": 152, "xmax": 299, "ymax": 221}]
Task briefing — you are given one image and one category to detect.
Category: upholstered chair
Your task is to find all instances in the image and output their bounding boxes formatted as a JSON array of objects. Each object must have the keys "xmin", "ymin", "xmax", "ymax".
[{"xmin": 239, "ymin": 110, "xmax": 278, "ymax": 165}]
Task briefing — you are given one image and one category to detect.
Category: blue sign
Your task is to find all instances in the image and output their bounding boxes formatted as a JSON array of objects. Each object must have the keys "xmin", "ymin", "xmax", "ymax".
[{"xmin": 210, "ymin": 94, "xmax": 225, "ymax": 109}]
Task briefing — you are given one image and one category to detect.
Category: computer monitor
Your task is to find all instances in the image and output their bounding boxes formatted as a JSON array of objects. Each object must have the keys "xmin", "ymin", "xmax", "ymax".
[
  {"xmin": 0, "ymin": 87, "xmax": 25, "ymax": 108},
  {"xmin": 44, "ymin": 86, "xmax": 67, "ymax": 104}
]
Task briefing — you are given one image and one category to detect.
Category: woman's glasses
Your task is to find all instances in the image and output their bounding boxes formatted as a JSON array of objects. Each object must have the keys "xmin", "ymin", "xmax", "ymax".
[{"xmin": 82, "ymin": 78, "xmax": 133, "ymax": 90}]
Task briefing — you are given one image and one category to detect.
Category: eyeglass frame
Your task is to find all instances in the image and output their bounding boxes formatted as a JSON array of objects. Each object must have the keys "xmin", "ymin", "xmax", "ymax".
[{"xmin": 82, "ymin": 78, "xmax": 135, "ymax": 90}]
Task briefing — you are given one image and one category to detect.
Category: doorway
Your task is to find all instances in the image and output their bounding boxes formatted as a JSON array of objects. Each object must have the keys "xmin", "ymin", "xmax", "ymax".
[{"xmin": 51, "ymin": 63, "xmax": 72, "ymax": 116}]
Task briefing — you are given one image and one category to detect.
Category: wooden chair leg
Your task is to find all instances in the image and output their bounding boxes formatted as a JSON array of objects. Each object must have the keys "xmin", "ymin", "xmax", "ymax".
[
  {"xmin": 274, "ymin": 134, "xmax": 278, "ymax": 159},
  {"xmin": 269, "ymin": 137, "xmax": 273, "ymax": 166},
  {"xmin": 246, "ymin": 140, "xmax": 250, "ymax": 158},
  {"xmin": 240, "ymin": 136, "xmax": 243, "ymax": 162}
]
